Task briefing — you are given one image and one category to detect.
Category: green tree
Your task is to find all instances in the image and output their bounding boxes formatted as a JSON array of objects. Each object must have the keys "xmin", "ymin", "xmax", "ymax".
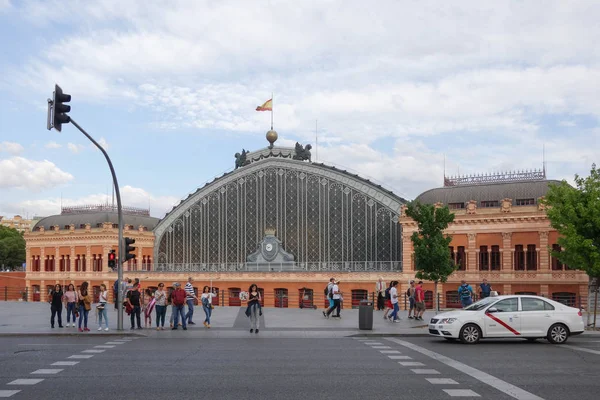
[
  {"xmin": 544, "ymin": 164, "xmax": 600, "ymax": 326},
  {"xmin": 0, "ymin": 226, "xmax": 26, "ymax": 270},
  {"xmin": 405, "ymin": 201, "xmax": 456, "ymax": 311}
]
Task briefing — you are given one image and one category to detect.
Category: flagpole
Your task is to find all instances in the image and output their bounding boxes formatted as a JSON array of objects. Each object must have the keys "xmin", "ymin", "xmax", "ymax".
[
  {"xmin": 271, "ymin": 92, "xmax": 274, "ymax": 130},
  {"xmin": 315, "ymin": 119, "xmax": 318, "ymax": 162}
]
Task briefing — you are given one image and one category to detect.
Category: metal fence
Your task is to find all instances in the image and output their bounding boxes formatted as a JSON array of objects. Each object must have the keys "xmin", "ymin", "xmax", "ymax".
[
  {"xmin": 129, "ymin": 261, "xmax": 403, "ymax": 273},
  {"xmin": 0, "ymin": 287, "xmax": 28, "ymax": 301}
]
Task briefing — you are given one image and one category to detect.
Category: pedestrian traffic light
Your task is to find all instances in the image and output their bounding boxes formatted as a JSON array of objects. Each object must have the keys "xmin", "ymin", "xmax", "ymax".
[
  {"xmin": 124, "ymin": 237, "xmax": 136, "ymax": 261},
  {"xmin": 108, "ymin": 250, "xmax": 116, "ymax": 270},
  {"xmin": 53, "ymin": 84, "xmax": 71, "ymax": 132}
]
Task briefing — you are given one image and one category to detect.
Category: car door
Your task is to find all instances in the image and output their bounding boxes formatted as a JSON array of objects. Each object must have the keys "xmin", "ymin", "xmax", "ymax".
[
  {"xmin": 520, "ymin": 297, "xmax": 554, "ymax": 337},
  {"xmin": 484, "ymin": 298, "xmax": 521, "ymax": 337}
]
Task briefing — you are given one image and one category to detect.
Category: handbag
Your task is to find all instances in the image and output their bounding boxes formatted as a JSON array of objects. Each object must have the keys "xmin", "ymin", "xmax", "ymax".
[{"xmin": 97, "ymin": 303, "xmax": 105, "ymax": 310}]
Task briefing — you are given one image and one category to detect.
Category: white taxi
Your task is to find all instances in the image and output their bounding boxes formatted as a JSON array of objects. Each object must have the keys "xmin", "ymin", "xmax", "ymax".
[{"xmin": 429, "ymin": 295, "xmax": 584, "ymax": 344}]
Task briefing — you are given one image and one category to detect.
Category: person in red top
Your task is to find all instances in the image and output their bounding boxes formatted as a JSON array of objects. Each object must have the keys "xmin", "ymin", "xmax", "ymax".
[
  {"xmin": 170, "ymin": 283, "xmax": 187, "ymax": 330},
  {"xmin": 414, "ymin": 281, "xmax": 426, "ymax": 321}
]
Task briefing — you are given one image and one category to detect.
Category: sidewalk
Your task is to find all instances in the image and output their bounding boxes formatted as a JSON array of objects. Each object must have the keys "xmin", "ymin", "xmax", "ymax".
[{"xmin": 0, "ymin": 302, "xmax": 430, "ymax": 337}]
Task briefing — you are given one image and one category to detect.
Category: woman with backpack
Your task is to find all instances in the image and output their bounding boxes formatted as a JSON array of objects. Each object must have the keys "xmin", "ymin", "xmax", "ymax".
[{"xmin": 77, "ymin": 281, "xmax": 92, "ymax": 332}]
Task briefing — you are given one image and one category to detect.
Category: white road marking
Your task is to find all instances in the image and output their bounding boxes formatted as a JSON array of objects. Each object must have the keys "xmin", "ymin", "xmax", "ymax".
[
  {"xmin": 94, "ymin": 345, "xmax": 115, "ymax": 348},
  {"xmin": 371, "ymin": 346, "xmax": 391, "ymax": 349},
  {"xmin": 7, "ymin": 379, "xmax": 44, "ymax": 385},
  {"xmin": 31, "ymin": 369, "xmax": 63, "ymax": 375},
  {"xmin": 562, "ymin": 345, "xmax": 600, "ymax": 356},
  {"xmin": 426, "ymin": 378, "xmax": 459, "ymax": 385},
  {"xmin": 82, "ymin": 350, "xmax": 105, "ymax": 353},
  {"xmin": 399, "ymin": 361, "xmax": 425, "ymax": 366},
  {"xmin": 388, "ymin": 338, "xmax": 545, "ymax": 400},
  {"xmin": 52, "ymin": 361, "xmax": 80, "ymax": 366},
  {"xmin": 380, "ymin": 350, "xmax": 401, "ymax": 354},
  {"xmin": 388, "ymin": 355, "xmax": 412, "ymax": 360},
  {"xmin": 443, "ymin": 389, "xmax": 481, "ymax": 397},
  {"xmin": 0, "ymin": 390, "xmax": 20, "ymax": 397},
  {"xmin": 411, "ymin": 369, "xmax": 440, "ymax": 374},
  {"xmin": 364, "ymin": 342, "xmax": 383, "ymax": 345},
  {"xmin": 105, "ymin": 342, "xmax": 125, "ymax": 345},
  {"xmin": 68, "ymin": 355, "xmax": 94, "ymax": 359}
]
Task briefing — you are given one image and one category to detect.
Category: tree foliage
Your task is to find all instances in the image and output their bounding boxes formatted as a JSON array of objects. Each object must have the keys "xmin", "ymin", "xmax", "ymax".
[
  {"xmin": 405, "ymin": 201, "xmax": 456, "ymax": 283},
  {"xmin": 0, "ymin": 226, "xmax": 26, "ymax": 270},
  {"xmin": 544, "ymin": 164, "xmax": 600, "ymax": 279}
]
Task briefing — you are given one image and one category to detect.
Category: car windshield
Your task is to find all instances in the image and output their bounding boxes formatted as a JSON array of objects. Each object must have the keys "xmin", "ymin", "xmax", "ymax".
[{"xmin": 463, "ymin": 297, "xmax": 496, "ymax": 311}]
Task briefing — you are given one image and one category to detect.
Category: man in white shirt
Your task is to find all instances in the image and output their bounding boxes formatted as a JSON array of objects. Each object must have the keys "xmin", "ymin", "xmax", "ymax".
[
  {"xmin": 184, "ymin": 277, "xmax": 197, "ymax": 325},
  {"xmin": 389, "ymin": 281, "xmax": 401, "ymax": 322},
  {"xmin": 325, "ymin": 280, "xmax": 342, "ymax": 318}
]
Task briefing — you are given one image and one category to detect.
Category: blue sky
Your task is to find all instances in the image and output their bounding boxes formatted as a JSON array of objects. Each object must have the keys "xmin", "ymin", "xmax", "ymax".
[{"xmin": 1, "ymin": 0, "xmax": 599, "ymax": 218}]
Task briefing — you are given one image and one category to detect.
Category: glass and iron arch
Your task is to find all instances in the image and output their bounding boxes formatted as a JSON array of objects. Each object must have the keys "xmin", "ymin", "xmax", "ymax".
[{"xmin": 154, "ymin": 156, "xmax": 406, "ymax": 271}]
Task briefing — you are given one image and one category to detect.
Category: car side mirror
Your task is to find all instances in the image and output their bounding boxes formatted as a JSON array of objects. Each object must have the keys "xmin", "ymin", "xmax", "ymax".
[{"xmin": 487, "ymin": 307, "xmax": 498, "ymax": 313}]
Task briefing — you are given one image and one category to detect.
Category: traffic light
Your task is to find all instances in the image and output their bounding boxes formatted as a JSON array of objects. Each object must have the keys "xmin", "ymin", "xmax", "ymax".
[
  {"xmin": 107, "ymin": 250, "xmax": 116, "ymax": 270},
  {"xmin": 124, "ymin": 237, "xmax": 136, "ymax": 261},
  {"xmin": 53, "ymin": 84, "xmax": 71, "ymax": 132}
]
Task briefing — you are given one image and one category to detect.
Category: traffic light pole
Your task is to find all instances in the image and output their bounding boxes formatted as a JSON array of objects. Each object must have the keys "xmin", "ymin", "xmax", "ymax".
[{"xmin": 69, "ymin": 118, "xmax": 125, "ymax": 331}]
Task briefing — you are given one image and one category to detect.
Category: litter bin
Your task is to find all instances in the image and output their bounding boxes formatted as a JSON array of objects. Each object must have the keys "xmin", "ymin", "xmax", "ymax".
[{"xmin": 359, "ymin": 300, "xmax": 373, "ymax": 330}]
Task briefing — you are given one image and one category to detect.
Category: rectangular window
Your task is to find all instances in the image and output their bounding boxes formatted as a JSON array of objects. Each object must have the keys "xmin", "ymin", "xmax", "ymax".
[
  {"xmin": 479, "ymin": 246, "xmax": 489, "ymax": 270},
  {"xmin": 551, "ymin": 244, "xmax": 563, "ymax": 270},
  {"xmin": 516, "ymin": 198, "xmax": 535, "ymax": 206},
  {"xmin": 480, "ymin": 200, "xmax": 499, "ymax": 208},
  {"xmin": 491, "ymin": 245, "xmax": 501, "ymax": 270},
  {"xmin": 65, "ymin": 255, "xmax": 70, "ymax": 272},
  {"xmin": 448, "ymin": 203, "xmax": 465, "ymax": 210},
  {"xmin": 456, "ymin": 246, "xmax": 466, "ymax": 270},
  {"xmin": 514, "ymin": 245, "xmax": 525, "ymax": 270},
  {"xmin": 526, "ymin": 244, "xmax": 537, "ymax": 270}
]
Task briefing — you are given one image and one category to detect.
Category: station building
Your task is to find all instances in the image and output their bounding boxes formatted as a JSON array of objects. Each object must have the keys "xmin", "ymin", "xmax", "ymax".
[{"xmin": 21, "ymin": 132, "xmax": 589, "ymax": 308}]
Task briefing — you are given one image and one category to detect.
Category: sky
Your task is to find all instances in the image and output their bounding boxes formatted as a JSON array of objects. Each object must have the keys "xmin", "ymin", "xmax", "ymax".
[{"xmin": 0, "ymin": 0, "xmax": 599, "ymax": 219}]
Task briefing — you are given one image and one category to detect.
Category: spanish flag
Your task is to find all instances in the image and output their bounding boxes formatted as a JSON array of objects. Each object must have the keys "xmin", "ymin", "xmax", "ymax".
[{"xmin": 256, "ymin": 98, "xmax": 273, "ymax": 111}]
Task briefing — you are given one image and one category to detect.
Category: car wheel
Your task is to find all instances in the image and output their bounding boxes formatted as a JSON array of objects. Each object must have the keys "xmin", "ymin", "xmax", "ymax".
[
  {"xmin": 459, "ymin": 324, "xmax": 481, "ymax": 344},
  {"xmin": 547, "ymin": 323, "xmax": 569, "ymax": 344}
]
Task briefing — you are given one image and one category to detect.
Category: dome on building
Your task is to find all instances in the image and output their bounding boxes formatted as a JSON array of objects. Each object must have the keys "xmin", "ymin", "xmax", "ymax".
[
  {"xmin": 33, "ymin": 205, "xmax": 160, "ymax": 231},
  {"xmin": 154, "ymin": 144, "xmax": 407, "ymax": 270},
  {"xmin": 415, "ymin": 170, "xmax": 560, "ymax": 206}
]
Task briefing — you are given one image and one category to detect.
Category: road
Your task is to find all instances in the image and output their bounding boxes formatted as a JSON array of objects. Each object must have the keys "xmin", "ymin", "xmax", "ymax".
[{"xmin": 0, "ymin": 334, "xmax": 599, "ymax": 399}]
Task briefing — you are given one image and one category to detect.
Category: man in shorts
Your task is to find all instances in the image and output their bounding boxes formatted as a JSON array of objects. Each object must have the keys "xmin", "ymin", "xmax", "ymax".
[{"xmin": 414, "ymin": 281, "xmax": 426, "ymax": 321}]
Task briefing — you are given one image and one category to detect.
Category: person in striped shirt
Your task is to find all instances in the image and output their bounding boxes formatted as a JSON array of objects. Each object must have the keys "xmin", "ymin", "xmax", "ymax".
[{"xmin": 184, "ymin": 277, "xmax": 198, "ymax": 325}]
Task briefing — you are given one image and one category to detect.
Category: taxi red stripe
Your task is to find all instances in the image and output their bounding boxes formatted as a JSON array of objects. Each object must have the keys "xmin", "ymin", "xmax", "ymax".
[{"xmin": 485, "ymin": 313, "xmax": 521, "ymax": 335}]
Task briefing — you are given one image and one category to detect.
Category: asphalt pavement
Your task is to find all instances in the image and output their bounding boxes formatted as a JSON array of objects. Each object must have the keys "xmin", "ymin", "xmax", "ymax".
[{"xmin": 1, "ymin": 334, "xmax": 599, "ymax": 399}]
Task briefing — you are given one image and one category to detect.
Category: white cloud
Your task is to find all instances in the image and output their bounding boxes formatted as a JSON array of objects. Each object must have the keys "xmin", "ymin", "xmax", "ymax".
[
  {"xmin": 0, "ymin": 157, "xmax": 73, "ymax": 190},
  {"xmin": 0, "ymin": 186, "xmax": 178, "ymax": 219},
  {"xmin": 45, "ymin": 141, "xmax": 62, "ymax": 149},
  {"xmin": 67, "ymin": 143, "xmax": 85, "ymax": 154},
  {"xmin": 0, "ymin": 141, "xmax": 24, "ymax": 155}
]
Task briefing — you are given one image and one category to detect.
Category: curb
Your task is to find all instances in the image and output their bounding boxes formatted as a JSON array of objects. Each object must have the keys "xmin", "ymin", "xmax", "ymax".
[{"xmin": 0, "ymin": 332, "xmax": 147, "ymax": 338}]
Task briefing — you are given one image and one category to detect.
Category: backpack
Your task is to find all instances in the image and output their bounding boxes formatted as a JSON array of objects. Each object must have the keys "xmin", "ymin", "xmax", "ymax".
[
  {"xmin": 406, "ymin": 288, "xmax": 411, "ymax": 297},
  {"xmin": 384, "ymin": 287, "xmax": 391, "ymax": 300},
  {"xmin": 460, "ymin": 285, "xmax": 472, "ymax": 299},
  {"xmin": 324, "ymin": 285, "xmax": 329, "ymax": 296},
  {"xmin": 328, "ymin": 286, "xmax": 334, "ymax": 299}
]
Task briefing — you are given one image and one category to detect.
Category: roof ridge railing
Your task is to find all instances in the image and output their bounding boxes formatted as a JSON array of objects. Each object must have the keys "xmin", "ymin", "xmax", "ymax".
[{"xmin": 444, "ymin": 168, "xmax": 546, "ymax": 187}]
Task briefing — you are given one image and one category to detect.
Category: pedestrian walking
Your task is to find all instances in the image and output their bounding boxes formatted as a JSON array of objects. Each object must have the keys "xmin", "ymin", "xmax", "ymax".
[
  {"xmin": 97, "ymin": 283, "xmax": 109, "ymax": 331},
  {"xmin": 388, "ymin": 281, "xmax": 401, "ymax": 322},
  {"xmin": 325, "ymin": 280, "xmax": 342, "ymax": 318},
  {"xmin": 383, "ymin": 281, "xmax": 393, "ymax": 320},
  {"xmin": 63, "ymin": 283, "xmax": 78, "ymax": 327},
  {"xmin": 170, "ymin": 282, "xmax": 187, "ymax": 330},
  {"xmin": 154, "ymin": 283, "xmax": 167, "ymax": 331},
  {"xmin": 322, "ymin": 278, "xmax": 335, "ymax": 318},
  {"xmin": 407, "ymin": 280, "xmax": 416, "ymax": 319},
  {"xmin": 414, "ymin": 281, "xmax": 425, "ymax": 321},
  {"xmin": 375, "ymin": 277, "xmax": 385, "ymax": 311},
  {"xmin": 201, "ymin": 285, "xmax": 217, "ymax": 328},
  {"xmin": 126, "ymin": 284, "xmax": 142, "ymax": 330},
  {"xmin": 184, "ymin": 277, "xmax": 197, "ymax": 325},
  {"xmin": 458, "ymin": 280, "xmax": 474, "ymax": 308},
  {"xmin": 48, "ymin": 284, "xmax": 63, "ymax": 328},
  {"xmin": 77, "ymin": 281, "xmax": 92, "ymax": 332},
  {"xmin": 479, "ymin": 279, "xmax": 492, "ymax": 299},
  {"xmin": 245, "ymin": 283, "xmax": 262, "ymax": 333}
]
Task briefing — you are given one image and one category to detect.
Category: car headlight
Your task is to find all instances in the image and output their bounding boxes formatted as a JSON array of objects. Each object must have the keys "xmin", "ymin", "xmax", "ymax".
[{"xmin": 439, "ymin": 318, "xmax": 457, "ymax": 324}]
